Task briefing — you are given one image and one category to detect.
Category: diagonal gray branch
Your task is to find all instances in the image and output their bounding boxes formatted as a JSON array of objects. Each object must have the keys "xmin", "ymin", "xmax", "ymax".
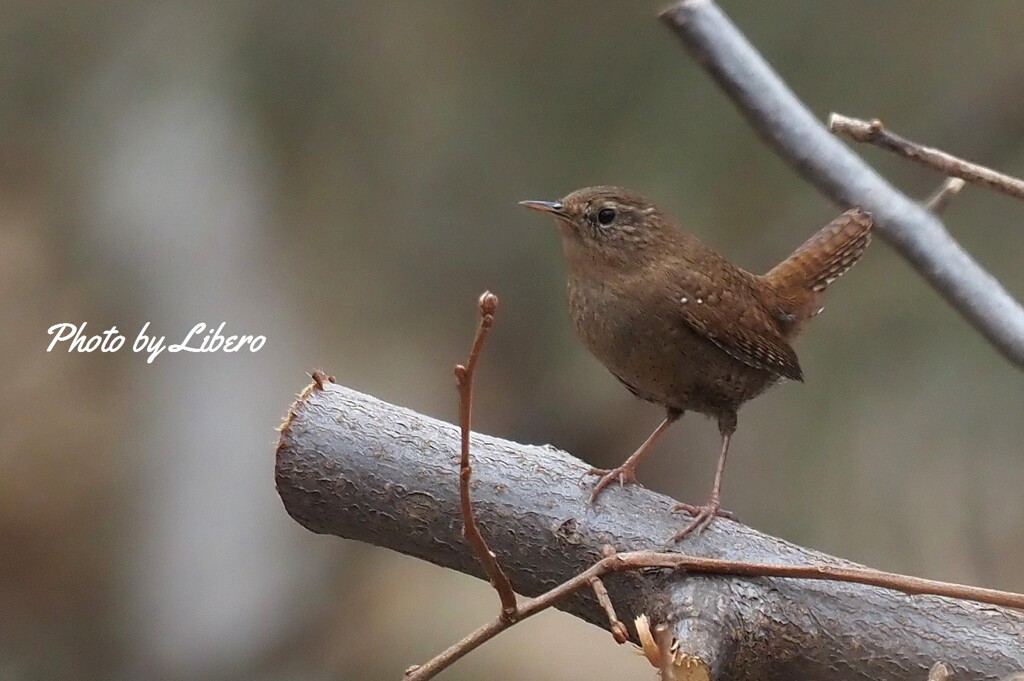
[
  {"xmin": 275, "ymin": 382, "xmax": 1024, "ymax": 681},
  {"xmin": 660, "ymin": 0, "xmax": 1024, "ymax": 368}
]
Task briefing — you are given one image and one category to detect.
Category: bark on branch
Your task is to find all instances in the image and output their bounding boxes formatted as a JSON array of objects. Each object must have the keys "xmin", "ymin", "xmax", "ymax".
[{"xmin": 275, "ymin": 381, "xmax": 1024, "ymax": 681}]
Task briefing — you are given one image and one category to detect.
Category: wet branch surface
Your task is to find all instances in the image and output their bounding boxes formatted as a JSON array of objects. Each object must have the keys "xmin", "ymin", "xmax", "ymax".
[{"xmin": 275, "ymin": 380, "xmax": 1024, "ymax": 681}]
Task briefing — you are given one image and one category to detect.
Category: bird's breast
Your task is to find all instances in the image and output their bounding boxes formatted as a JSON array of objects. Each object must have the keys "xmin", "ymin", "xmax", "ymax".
[{"xmin": 566, "ymin": 275, "xmax": 774, "ymax": 414}]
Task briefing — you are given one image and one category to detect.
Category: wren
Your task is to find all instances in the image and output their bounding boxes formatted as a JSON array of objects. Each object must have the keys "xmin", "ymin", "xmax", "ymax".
[{"xmin": 521, "ymin": 186, "xmax": 872, "ymax": 541}]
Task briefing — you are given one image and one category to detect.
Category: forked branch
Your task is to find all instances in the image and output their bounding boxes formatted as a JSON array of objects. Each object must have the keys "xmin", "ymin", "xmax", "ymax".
[
  {"xmin": 829, "ymin": 114, "xmax": 1024, "ymax": 201},
  {"xmin": 405, "ymin": 544, "xmax": 1024, "ymax": 680},
  {"xmin": 660, "ymin": 0, "xmax": 1024, "ymax": 368}
]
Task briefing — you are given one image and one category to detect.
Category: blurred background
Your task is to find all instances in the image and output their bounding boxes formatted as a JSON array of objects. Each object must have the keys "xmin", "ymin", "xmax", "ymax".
[{"xmin": 3, "ymin": 1, "xmax": 1024, "ymax": 679}]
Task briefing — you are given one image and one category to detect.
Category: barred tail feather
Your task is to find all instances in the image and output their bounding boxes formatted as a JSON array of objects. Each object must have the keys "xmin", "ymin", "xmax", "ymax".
[{"xmin": 766, "ymin": 208, "xmax": 873, "ymax": 295}]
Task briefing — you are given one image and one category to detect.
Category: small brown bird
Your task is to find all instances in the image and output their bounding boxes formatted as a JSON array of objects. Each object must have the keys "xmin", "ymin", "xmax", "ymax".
[{"xmin": 521, "ymin": 186, "xmax": 871, "ymax": 541}]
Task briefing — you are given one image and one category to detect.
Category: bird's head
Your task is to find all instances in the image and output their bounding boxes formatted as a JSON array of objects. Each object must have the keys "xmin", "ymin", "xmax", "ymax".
[{"xmin": 520, "ymin": 186, "xmax": 675, "ymax": 272}]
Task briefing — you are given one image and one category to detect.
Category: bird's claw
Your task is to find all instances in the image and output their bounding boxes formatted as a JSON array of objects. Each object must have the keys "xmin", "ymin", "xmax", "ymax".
[
  {"xmin": 670, "ymin": 502, "xmax": 736, "ymax": 521},
  {"xmin": 669, "ymin": 499, "xmax": 733, "ymax": 542},
  {"xmin": 585, "ymin": 465, "xmax": 638, "ymax": 503}
]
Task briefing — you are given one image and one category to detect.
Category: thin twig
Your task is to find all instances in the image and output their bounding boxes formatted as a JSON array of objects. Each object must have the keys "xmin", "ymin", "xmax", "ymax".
[
  {"xmin": 404, "ymin": 551, "xmax": 644, "ymax": 680},
  {"xmin": 404, "ymin": 554, "xmax": 614, "ymax": 681},
  {"xmin": 405, "ymin": 547, "xmax": 1024, "ymax": 680},
  {"xmin": 590, "ymin": 576, "xmax": 629, "ymax": 644},
  {"xmin": 453, "ymin": 291, "xmax": 517, "ymax": 622},
  {"xmin": 924, "ymin": 178, "xmax": 967, "ymax": 214},
  {"xmin": 830, "ymin": 114, "xmax": 1024, "ymax": 201},
  {"xmin": 660, "ymin": 0, "xmax": 1024, "ymax": 368},
  {"xmin": 618, "ymin": 552, "xmax": 1024, "ymax": 608}
]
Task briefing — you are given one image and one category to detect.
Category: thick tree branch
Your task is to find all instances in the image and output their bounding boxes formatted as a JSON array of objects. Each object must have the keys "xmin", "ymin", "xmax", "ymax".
[
  {"xmin": 275, "ymin": 383, "xmax": 1024, "ymax": 681},
  {"xmin": 660, "ymin": 0, "xmax": 1024, "ymax": 368}
]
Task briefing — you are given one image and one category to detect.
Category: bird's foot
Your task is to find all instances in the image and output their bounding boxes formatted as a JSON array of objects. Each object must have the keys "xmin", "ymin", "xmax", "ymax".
[
  {"xmin": 669, "ymin": 498, "xmax": 734, "ymax": 541},
  {"xmin": 585, "ymin": 464, "xmax": 639, "ymax": 503}
]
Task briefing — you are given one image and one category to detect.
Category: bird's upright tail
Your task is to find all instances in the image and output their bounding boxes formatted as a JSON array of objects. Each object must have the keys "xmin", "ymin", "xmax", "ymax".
[{"xmin": 766, "ymin": 208, "xmax": 873, "ymax": 296}]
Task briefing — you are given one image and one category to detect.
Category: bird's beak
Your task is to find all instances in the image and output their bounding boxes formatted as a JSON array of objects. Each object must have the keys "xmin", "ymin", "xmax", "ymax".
[{"xmin": 519, "ymin": 200, "xmax": 565, "ymax": 217}]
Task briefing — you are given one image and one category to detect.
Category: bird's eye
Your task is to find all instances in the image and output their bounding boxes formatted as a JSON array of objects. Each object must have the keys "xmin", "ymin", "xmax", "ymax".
[{"xmin": 597, "ymin": 207, "xmax": 616, "ymax": 225}]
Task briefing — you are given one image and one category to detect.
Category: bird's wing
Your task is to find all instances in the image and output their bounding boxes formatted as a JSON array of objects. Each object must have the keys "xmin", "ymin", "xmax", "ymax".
[{"xmin": 673, "ymin": 269, "xmax": 804, "ymax": 382}]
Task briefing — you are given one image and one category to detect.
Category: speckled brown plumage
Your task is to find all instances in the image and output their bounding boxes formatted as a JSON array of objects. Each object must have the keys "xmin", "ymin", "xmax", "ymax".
[{"xmin": 521, "ymin": 186, "xmax": 872, "ymax": 541}]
